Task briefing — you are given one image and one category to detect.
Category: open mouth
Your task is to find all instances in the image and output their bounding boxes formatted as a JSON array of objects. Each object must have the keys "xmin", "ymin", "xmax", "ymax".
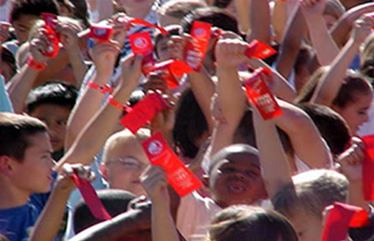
[{"xmin": 227, "ymin": 179, "xmax": 247, "ymax": 193}]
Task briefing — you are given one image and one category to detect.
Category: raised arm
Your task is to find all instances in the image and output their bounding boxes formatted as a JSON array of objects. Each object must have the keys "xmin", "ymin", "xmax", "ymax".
[
  {"xmin": 211, "ymin": 37, "xmax": 248, "ymax": 155},
  {"xmin": 301, "ymin": 0, "xmax": 339, "ymax": 65},
  {"xmin": 275, "ymin": 100, "xmax": 333, "ymax": 169},
  {"xmin": 311, "ymin": 15, "xmax": 373, "ymax": 106},
  {"xmin": 141, "ymin": 166, "xmax": 180, "ymax": 241},
  {"xmin": 253, "ymin": 107, "xmax": 293, "ymax": 199},
  {"xmin": 7, "ymin": 28, "xmax": 52, "ymax": 113},
  {"xmin": 247, "ymin": 0, "xmax": 271, "ymax": 44},
  {"xmin": 30, "ymin": 164, "xmax": 94, "ymax": 241},
  {"xmin": 55, "ymin": 53, "xmax": 142, "ymax": 171},
  {"xmin": 275, "ymin": 4, "xmax": 307, "ymax": 79}
]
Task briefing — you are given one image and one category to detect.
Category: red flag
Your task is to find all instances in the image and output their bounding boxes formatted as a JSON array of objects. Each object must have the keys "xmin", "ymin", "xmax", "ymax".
[
  {"xmin": 71, "ymin": 172, "xmax": 112, "ymax": 220},
  {"xmin": 322, "ymin": 202, "xmax": 370, "ymax": 241},
  {"xmin": 120, "ymin": 92, "xmax": 168, "ymax": 133},
  {"xmin": 361, "ymin": 135, "xmax": 374, "ymax": 200},
  {"xmin": 142, "ymin": 132, "xmax": 202, "ymax": 196},
  {"xmin": 243, "ymin": 67, "xmax": 282, "ymax": 120}
]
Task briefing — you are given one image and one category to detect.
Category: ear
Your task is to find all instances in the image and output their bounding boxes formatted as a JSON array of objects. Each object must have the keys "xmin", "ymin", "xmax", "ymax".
[
  {"xmin": 0, "ymin": 155, "xmax": 14, "ymax": 176},
  {"xmin": 99, "ymin": 163, "xmax": 108, "ymax": 181},
  {"xmin": 202, "ymin": 174, "xmax": 210, "ymax": 188}
]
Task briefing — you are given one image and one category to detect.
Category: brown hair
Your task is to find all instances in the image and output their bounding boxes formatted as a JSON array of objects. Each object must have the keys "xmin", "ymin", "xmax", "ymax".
[
  {"xmin": 208, "ymin": 205, "xmax": 298, "ymax": 241},
  {"xmin": 0, "ymin": 112, "xmax": 47, "ymax": 161}
]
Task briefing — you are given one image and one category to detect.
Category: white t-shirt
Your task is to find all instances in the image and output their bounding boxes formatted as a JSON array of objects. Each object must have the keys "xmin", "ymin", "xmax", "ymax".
[{"xmin": 177, "ymin": 192, "xmax": 221, "ymax": 241}]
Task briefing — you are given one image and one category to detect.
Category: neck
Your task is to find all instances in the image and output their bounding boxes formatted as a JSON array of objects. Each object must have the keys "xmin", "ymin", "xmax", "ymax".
[{"xmin": 0, "ymin": 179, "xmax": 29, "ymax": 209}]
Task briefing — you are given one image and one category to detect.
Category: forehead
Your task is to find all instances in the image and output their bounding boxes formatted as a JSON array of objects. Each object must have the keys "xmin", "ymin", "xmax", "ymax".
[{"xmin": 212, "ymin": 152, "xmax": 260, "ymax": 171}]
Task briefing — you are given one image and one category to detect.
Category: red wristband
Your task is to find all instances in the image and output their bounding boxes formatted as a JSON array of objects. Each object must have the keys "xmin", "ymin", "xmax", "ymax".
[
  {"xmin": 108, "ymin": 95, "xmax": 125, "ymax": 110},
  {"xmin": 27, "ymin": 56, "xmax": 47, "ymax": 71},
  {"xmin": 87, "ymin": 81, "xmax": 113, "ymax": 94}
]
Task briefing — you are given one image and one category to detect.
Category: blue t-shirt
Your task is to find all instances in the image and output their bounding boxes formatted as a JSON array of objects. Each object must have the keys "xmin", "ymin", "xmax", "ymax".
[{"xmin": 0, "ymin": 193, "xmax": 49, "ymax": 241}]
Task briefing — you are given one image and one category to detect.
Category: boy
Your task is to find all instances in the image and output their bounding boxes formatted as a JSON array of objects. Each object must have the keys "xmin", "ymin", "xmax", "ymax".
[
  {"xmin": 26, "ymin": 82, "xmax": 78, "ymax": 160},
  {"xmin": 0, "ymin": 112, "xmax": 54, "ymax": 241}
]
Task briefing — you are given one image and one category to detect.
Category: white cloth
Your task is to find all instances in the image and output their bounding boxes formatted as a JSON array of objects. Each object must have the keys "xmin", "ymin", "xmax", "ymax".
[{"xmin": 177, "ymin": 192, "xmax": 221, "ymax": 241}]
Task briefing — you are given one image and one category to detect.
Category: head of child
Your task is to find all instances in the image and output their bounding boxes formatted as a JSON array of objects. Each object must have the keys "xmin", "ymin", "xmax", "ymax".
[
  {"xmin": 154, "ymin": 25, "xmax": 182, "ymax": 62},
  {"xmin": 73, "ymin": 189, "xmax": 152, "ymax": 240},
  {"xmin": 272, "ymin": 169, "xmax": 349, "ymax": 241},
  {"xmin": 208, "ymin": 205, "xmax": 298, "ymax": 241},
  {"xmin": 26, "ymin": 82, "xmax": 78, "ymax": 158},
  {"xmin": 156, "ymin": 0, "xmax": 207, "ymax": 27},
  {"xmin": 10, "ymin": 0, "xmax": 59, "ymax": 43},
  {"xmin": 180, "ymin": 7, "xmax": 241, "ymax": 75},
  {"xmin": 206, "ymin": 144, "xmax": 267, "ymax": 208},
  {"xmin": 102, "ymin": 129, "xmax": 150, "ymax": 196},
  {"xmin": 297, "ymin": 68, "xmax": 373, "ymax": 135},
  {"xmin": 0, "ymin": 113, "xmax": 54, "ymax": 198},
  {"xmin": 323, "ymin": 0, "xmax": 346, "ymax": 29}
]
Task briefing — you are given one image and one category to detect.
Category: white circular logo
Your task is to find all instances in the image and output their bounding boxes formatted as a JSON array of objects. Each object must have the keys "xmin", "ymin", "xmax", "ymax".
[
  {"xmin": 193, "ymin": 28, "xmax": 207, "ymax": 38},
  {"xmin": 134, "ymin": 37, "xmax": 148, "ymax": 49},
  {"xmin": 148, "ymin": 140, "xmax": 163, "ymax": 155},
  {"xmin": 94, "ymin": 28, "xmax": 107, "ymax": 36}
]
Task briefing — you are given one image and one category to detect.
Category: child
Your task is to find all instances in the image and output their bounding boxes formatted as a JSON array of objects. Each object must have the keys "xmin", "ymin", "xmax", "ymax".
[
  {"xmin": 272, "ymin": 169, "xmax": 349, "ymax": 241},
  {"xmin": 0, "ymin": 112, "xmax": 54, "ymax": 241},
  {"xmin": 26, "ymin": 82, "xmax": 78, "ymax": 160},
  {"xmin": 101, "ymin": 129, "xmax": 150, "ymax": 196}
]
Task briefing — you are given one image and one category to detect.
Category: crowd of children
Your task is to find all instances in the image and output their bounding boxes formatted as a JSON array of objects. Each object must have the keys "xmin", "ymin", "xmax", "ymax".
[{"xmin": 0, "ymin": 0, "xmax": 374, "ymax": 240}]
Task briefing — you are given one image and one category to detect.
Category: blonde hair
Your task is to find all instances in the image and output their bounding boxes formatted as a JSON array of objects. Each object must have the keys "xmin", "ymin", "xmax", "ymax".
[
  {"xmin": 272, "ymin": 169, "xmax": 349, "ymax": 219},
  {"xmin": 208, "ymin": 205, "xmax": 298, "ymax": 241}
]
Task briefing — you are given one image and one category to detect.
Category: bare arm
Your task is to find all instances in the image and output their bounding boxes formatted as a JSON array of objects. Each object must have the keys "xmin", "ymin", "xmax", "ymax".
[
  {"xmin": 275, "ymin": 100, "xmax": 332, "ymax": 169},
  {"xmin": 301, "ymin": 0, "xmax": 339, "ymax": 65},
  {"xmin": 247, "ymin": 0, "xmax": 271, "ymax": 44},
  {"xmin": 55, "ymin": 54, "xmax": 142, "ymax": 171},
  {"xmin": 253, "ymin": 109, "xmax": 293, "ymax": 199},
  {"xmin": 311, "ymin": 15, "xmax": 373, "ymax": 106},
  {"xmin": 275, "ymin": 4, "xmax": 307, "ymax": 79}
]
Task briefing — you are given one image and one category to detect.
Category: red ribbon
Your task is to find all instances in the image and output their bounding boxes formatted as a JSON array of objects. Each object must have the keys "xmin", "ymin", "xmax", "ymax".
[
  {"xmin": 41, "ymin": 13, "xmax": 60, "ymax": 58},
  {"xmin": 322, "ymin": 202, "xmax": 370, "ymax": 241},
  {"xmin": 129, "ymin": 32, "xmax": 155, "ymax": 75},
  {"xmin": 88, "ymin": 24, "xmax": 113, "ymax": 42},
  {"xmin": 120, "ymin": 92, "xmax": 169, "ymax": 134},
  {"xmin": 243, "ymin": 67, "xmax": 282, "ymax": 120},
  {"xmin": 149, "ymin": 60, "xmax": 192, "ymax": 89},
  {"xmin": 244, "ymin": 40, "xmax": 277, "ymax": 60},
  {"xmin": 128, "ymin": 18, "xmax": 168, "ymax": 35},
  {"xmin": 184, "ymin": 21, "xmax": 212, "ymax": 71},
  {"xmin": 142, "ymin": 132, "xmax": 202, "ymax": 196},
  {"xmin": 71, "ymin": 172, "xmax": 112, "ymax": 221},
  {"xmin": 361, "ymin": 135, "xmax": 374, "ymax": 200}
]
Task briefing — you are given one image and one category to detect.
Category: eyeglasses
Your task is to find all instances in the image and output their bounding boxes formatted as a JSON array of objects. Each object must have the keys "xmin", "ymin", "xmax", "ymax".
[{"xmin": 106, "ymin": 156, "xmax": 147, "ymax": 171}]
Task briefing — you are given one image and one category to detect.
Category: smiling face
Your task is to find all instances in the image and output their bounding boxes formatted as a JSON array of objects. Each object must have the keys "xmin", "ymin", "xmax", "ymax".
[
  {"xmin": 209, "ymin": 152, "xmax": 267, "ymax": 207},
  {"xmin": 333, "ymin": 92, "xmax": 373, "ymax": 134}
]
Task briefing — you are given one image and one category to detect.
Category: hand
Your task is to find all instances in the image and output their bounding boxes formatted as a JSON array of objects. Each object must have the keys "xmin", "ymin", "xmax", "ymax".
[
  {"xmin": 29, "ymin": 28, "xmax": 53, "ymax": 64},
  {"xmin": 351, "ymin": 14, "xmax": 374, "ymax": 44},
  {"xmin": 150, "ymin": 93, "xmax": 176, "ymax": 136},
  {"xmin": 56, "ymin": 19, "xmax": 82, "ymax": 52},
  {"xmin": 56, "ymin": 163, "xmax": 95, "ymax": 191},
  {"xmin": 337, "ymin": 137, "xmax": 364, "ymax": 181},
  {"xmin": 143, "ymin": 71, "xmax": 168, "ymax": 93},
  {"xmin": 89, "ymin": 41, "xmax": 120, "ymax": 77},
  {"xmin": 109, "ymin": 13, "xmax": 128, "ymax": 47},
  {"xmin": 119, "ymin": 53, "xmax": 143, "ymax": 90},
  {"xmin": 140, "ymin": 166, "xmax": 169, "ymax": 205},
  {"xmin": 300, "ymin": 0, "xmax": 326, "ymax": 16},
  {"xmin": 215, "ymin": 38, "xmax": 249, "ymax": 68},
  {"xmin": 0, "ymin": 22, "xmax": 10, "ymax": 43}
]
